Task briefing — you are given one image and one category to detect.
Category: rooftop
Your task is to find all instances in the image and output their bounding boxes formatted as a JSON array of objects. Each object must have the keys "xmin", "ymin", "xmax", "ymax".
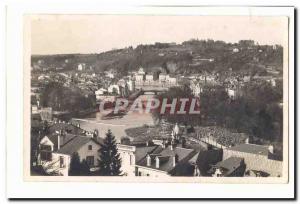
[
  {"xmin": 56, "ymin": 136, "xmax": 95, "ymax": 155},
  {"xmin": 137, "ymin": 146, "xmax": 196, "ymax": 173},
  {"xmin": 227, "ymin": 143, "xmax": 269, "ymax": 156},
  {"xmin": 215, "ymin": 157, "xmax": 244, "ymax": 176}
]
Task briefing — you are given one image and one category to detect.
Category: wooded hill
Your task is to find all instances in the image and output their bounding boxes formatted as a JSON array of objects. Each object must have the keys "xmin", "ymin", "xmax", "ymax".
[{"xmin": 32, "ymin": 39, "xmax": 283, "ymax": 76}]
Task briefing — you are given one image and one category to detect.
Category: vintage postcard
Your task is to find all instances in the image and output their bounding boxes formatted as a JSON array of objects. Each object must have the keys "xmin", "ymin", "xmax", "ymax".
[{"xmin": 23, "ymin": 13, "xmax": 290, "ymax": 184}]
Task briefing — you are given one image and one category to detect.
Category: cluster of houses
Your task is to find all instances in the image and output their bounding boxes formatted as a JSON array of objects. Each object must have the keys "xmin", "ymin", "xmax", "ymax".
[
  {"xmin": 134, "ymin": 67, "xmax": 178, "ymax": 87},
  {"xmin": 188, "ymin": 72, "xmax": 280, "ymax": 99},
  {"xmin": 94, "ymin": 77, "xmax": 135, "ymax": 102},
  {"xmin": 35, "ymin": 121, "xmax": 283, "ymax": 177}
]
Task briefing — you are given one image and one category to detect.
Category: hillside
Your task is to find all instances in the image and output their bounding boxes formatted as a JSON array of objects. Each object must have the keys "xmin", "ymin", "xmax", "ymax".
[{"xmin": 31, "ymin": 39, "xmax": 283, "ymax": 76}]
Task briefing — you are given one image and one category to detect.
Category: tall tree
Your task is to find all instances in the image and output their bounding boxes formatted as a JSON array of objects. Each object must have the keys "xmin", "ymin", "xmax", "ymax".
[
  {"xmin": 98, "ymin": 130, "xmax": 122, "ymax": 176},
  {"xmin": 69, "ymin": 152, "xmax": 81, "ymax": 176}
]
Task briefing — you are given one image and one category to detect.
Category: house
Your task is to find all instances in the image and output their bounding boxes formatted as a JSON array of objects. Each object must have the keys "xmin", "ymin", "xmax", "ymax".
[
  {"xmin": 126, "ymin": 79, "xmax": 135, "ymax": 92},
  {"xmin": 135, "ymin": 74, "xmax": 144, "ymax": 84},
  {"xmin": 104, "ymin": 69, "xmax": 116, "ymax": 79},
  {"xmin": 117, "ymin": 138, "xmax": 198, "ymax": 177},
  {"xmin": 137, "ymin": 67, "xmax": 145, "ymax": 75},
  {"xmin": 166, "ymin": 75, "xmax": 177, "ymax": 85},
  {"xmin": 188, "ymin": 148, "xmax": 223, "ymax": 176},
  {"xmin": 227, "ymin": 88, "xmax": 236, "ymax": 99},
  {"xmin": 95, "ymin": 95, "xmax": 117, "ymax": 103},
  {"xmin": 95, "ymin": 88, "xmax": 108, "ymax": 100},
  {"xmin": 243, "ymin": 76, "xmax": 251, "ymax": 83},
  {"xmin": 31, "ymin": 105, "xmax": 39, "ymax": 114},
  {"xmin": 190, "ymin": 81, "xmax": 203, "ymax": 96},
  {"xmin": 233, "ymin": 48, "xmax": 239, "ymax": 53},
  {"xmin": 117, "ymin": 144, "xmax": 162, "ymax": 177},
  {"xmin": 38, "ymin": 133, "xmax": 103, "ymax": 176},
  {"xmin": 145, "ymin": 74, "xmax": 154, "ymax": 83},
  {"xmin": 136, "ymin": 145, "xmax": 196, "ymax": 177},
  {"xmin": 158, "ymin": 73, "xmax": 167, "ymax": 82},
  {"xmin": 211, "ymin": 157, "xmax": 246, "ymax": 177},
  {"xmin": 40, "ymin": 107, "xmax": 53, "ymax": 121},
  {"xmin": 223, "ymin": 143, "xmax": 282, "ymax": 177},
  {"xmin": 107, "ymin": 84, "xmax": 120, "ymax": 95},
  {"xmin": 77, "ymin": 63, "xmax": 86, "ymax": 71}
]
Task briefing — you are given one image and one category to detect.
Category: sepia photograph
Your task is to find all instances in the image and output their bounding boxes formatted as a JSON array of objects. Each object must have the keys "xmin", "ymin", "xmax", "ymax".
[{"xmin": 24, "ymin": 14, "xmax": 290, "ymax": 183}]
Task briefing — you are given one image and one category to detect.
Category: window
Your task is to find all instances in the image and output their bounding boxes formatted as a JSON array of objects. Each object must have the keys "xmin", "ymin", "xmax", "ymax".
[
  {"xmin": 88, "ymin": 145, "xmax": 92, "ymax": 150},
  {"xmin": 40, "ymin": 144, "xmax": 51, "ymax": 151},
  {"xmin": 40, "ymin": 145, "xmax": 52, "ymax": 161},
  {"xmin": 59, "ymin": 156, "xmax": 64, "ymax": 168},
  {"xmin": 86, "ymin": 156, "xmax": 94, "ymax": 166},
  {"xmin": 40, "ymin": 151, "xmax": 52, "ymax": 161}
]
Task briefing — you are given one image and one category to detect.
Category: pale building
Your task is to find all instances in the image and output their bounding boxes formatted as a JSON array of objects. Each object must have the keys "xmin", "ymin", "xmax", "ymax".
[
  {"xmin": 77, "ymin": 63, "xmax": 85, "ymax": 71},
  {"xmin": 117, "ymin": 144, "xmax": 136, "ymax": 176},
  {"xmin": 106, "ymin": 72, "xmax": 115, "ymax": 79},
  {"xmin": 167, "ymin": 76, "xmax": 177, "ymax": 85},
  {"xmin": 38, "ymin": 134, "xmax": 102, "ymax": 176},
  {"xmin": 95, "ymin": 88, "xmax": 108, "ymax": 100},
  {"xmin": 127, "ymin": 79, "xmax": 135, "ymax": 92},
  {"xmin": 145, "ymin": 74, "xmax": 154, "ymax": 83},
  {"xmin": 227, "ymin": 88, "xmax": 236, "ymax": 99},
  {"xmin": 108, "ymin": 84, "xmax": 120, "ymax": 95},
  {"xmin": 135, "ymin": 74, "xmax": 144, "ymax": 84},
  {"xmin": 137, "ymin": 67, "xmax": 145, "ymax": 75},
  {"xmin": 233, "ymin": 48, "xmax": 239, "ymax": 53},
  {"xmin": 159, "ymin": 73, "xmax": 167, "ymax": 82}
]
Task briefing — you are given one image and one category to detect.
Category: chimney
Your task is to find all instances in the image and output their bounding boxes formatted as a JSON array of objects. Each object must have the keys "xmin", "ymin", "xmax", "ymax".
[
  {"xmin": 57, "ymin": 134, "xmax": 60, "ymax": 150},
  {"xmin": 162, "ymin": 140, "xmax": 166, "ymax": 149},
  {"xmin": 245, "ymin": 137, "xmax": 249, "ymax": 144},
  {"xmin": 155, "ymin": 157, "xmax": 160, "ymax": 168},
  {"xmin": 173, "ymin": 154, "xmax": 179, "ymax": 167},
  {"xmin": 172, "ymin": 156, "xmax": 176, "ymax": 167},
  {"xmin": 268, "ymin": 145, "xmax": 274, "ymax": 154},
  {"xmin": 170, "ymin": 144, "xmax": 173, "ymax": 151},
  {"xmin": 146, "ymin": 155, "xmax": 151, "ymax": 166}
]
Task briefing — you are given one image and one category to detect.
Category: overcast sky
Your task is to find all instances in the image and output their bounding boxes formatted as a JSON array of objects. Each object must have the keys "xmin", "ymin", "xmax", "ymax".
[{"xmin": 30, "ymin": 15, "xmax": 287, "ymax": 55}]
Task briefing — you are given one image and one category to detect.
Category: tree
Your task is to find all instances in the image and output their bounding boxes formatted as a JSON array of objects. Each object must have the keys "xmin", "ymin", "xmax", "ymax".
[
  {"xmin": 98, "ymin": 130, "xmax": 122, "ymax": 176},
  {"xmin": 80, "ymin": 159, "xmax": 91, "ymax": 176},
  {"xmin": 69, "ymin": 152, "xmax": 81, "ymax": 176}
]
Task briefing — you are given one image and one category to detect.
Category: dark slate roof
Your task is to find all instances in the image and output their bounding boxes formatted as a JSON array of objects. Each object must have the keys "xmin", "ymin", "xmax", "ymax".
[
  {"xmin": 227, "ymin": 144, "xmax": 269, "ymax": 156},
  {"xmin": 137, "ymin": 146, "xmax": 196, "ymax": 173},
  {"xmin": 215, "ymin": 157, "xmax": 244, "ymax": 176},
  {"xmin": 55, "ymin": 136, "xmax": 93, "ymax": 155},
  {"xmin": 48, "ymin": 134, "xmax": 77, "ymax": 151},
  {"xmin": 135, "ymin": 146, "xmax": 161, "ymax": 163},
  {"xmin": 48, "ymin": 123, "xmax": 85, "ymax": 136}
]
